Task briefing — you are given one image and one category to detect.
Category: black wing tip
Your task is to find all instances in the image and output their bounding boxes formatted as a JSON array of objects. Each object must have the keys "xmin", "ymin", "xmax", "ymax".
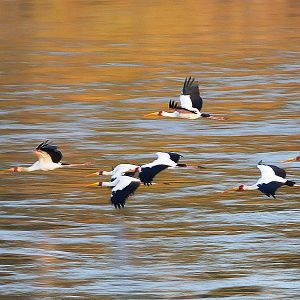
[
  {"xmin": 167, "ymin": 151, "xmax": 182, "ymax": 156},
  {"xmin": 285, "ymin": 180, "xmax": 296, "ymax": 187},
  {"xmin": 183, "ymin": 76, "xmax": 197, "ymax": 87},
  {"xmin": 113, "ymin": 202, "xmax": 125, "ymax": 209},
  {"xmin": 36, "ymin": 140, "xmax": 58, "ymax": 150},
  {"xmin": 169, "ymin": 100, "xmax": 178, "ymax": 109},
  {"xmin": 36, "ymin": 140, "xmax": 50, "ymax": 150}
]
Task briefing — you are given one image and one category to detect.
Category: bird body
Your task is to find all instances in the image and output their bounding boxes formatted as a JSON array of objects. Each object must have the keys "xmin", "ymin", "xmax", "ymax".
[
  {"xmin": 224, "ymin": 161, "xmax": 299, "ymax": 198},
  {"xmin": 157, "ymin": 109, "xmax": 200, "ymax": 120},
  {"xmin": 136, "ymin": 152, "xmax": 182, "ymax": 185}
]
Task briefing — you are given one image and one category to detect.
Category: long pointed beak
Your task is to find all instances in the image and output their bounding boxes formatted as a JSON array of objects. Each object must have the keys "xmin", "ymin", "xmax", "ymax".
[
  {"xmin": 86, "ymin": 182, "xmax": 100, "ymax": 187},
  {"xmin": 282, "ymin": 157, "xmax": 297, "ymax": 163},
  {"xmin": 0, "ymin": 168, "xmax": 15, "ymax": 173},
  {"xmin": 222, "ymin": 186, "xmax": 239, "ymax": 193},
  {"xmin": 293, "ymin": 184, "xmax": 300, "ymax": 187},
  {"xmin": 144, "ymin": 112, "xmax": 160, "ymax": 117},
  {"xmin": 86, "ymin": 172, "xmax": 100, "ymax": 177}
]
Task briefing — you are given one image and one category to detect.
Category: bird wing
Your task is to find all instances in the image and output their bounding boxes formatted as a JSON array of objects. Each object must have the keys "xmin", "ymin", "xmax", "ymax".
[
  {"xmin": 139, "ymin": 164, "xmax": 169, "ymax": 185},
  {"xmin": 167, "ymin": 152, "xmax": 182, "ymax": 163},
  {"xmin": 180, "ymin": 76, "xmax": 203, "ymax": 111},
  {"xmin": 168, "ymin": 100, "xmax": 193, "ymax": 112},
  {"xmin": 257, "ymin": 181, "xmax": 285, "ymax": 198},
  {"xmin": 268, "ymin": 165, "xmax": 286, "ymax": 178},
  {"xmin": 36, "ymin": 141, "xmax": 63, "ymax": 163},
  {"xmin": 256, "ymin": 164, "xmax": 277, "ymax": 184},
  {"xmin": 256, "ymin": 162, "xmax": 287, "ymax": 198},
  {"xmin": 110, "ymin": 176, "xmax": 140, "ymax": 208},
  {"xmin": 112, "ymin": 164, "xmax": 139, "ymax": 179},
  {"xmin": 139, "ymin": 152, "xmax": 177, "ymax": 185}
]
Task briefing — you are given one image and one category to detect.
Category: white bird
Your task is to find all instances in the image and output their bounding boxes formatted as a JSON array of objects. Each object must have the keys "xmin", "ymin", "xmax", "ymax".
[
  {"xmin": 6, "ymin": 140, "xmax": 90, "ymax": 172},
  {"xmin": 223, "ymin": 160, "xmax": 299, "ymax": 198},
  {"xmin": 136, "ymin": 152, "xmax": 183, "ymax": 185},
  {"xmin": 87, "ymin": 152, "xmax": 202, "ymax": 186},
  {"xmin": 145, "ymin": 76, "xmax": 225, "ymax": 120},
  {"xmin": 90, "ymin": 175, "xmax": 141, "ymax": 208}
]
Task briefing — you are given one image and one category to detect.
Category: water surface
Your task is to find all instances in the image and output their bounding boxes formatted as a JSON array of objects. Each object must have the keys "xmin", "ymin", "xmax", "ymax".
[{"xmin": 0, "ymin": 1, "xmax": 300, "ymax": 299}]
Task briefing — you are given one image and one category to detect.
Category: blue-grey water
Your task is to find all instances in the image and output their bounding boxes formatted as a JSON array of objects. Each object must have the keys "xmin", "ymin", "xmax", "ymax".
[{"xmin": 0, "ymin": 1, "xmax": 300, "ymax": 299}]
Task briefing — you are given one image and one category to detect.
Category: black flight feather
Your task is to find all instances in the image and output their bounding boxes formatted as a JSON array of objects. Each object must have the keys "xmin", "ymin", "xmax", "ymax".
[
  {"xmin": 269, "ymin": 165, "xmax": 286, "ymax": 179},
  {"xmin": 182, "ymin": 76, "xmax": 203, "ymax": 111},
  {"xmin": 139, "ymin": 164, "xmax": 169, "ymax": 186},
  {"xmin": 168, "ymin": 152, "xmax": 183, "ymax": 163},
  {"xmin": 111, "ymin": 181, "xmax": 140, "ymax": 209},
  {"xmin": 36, "ymin": 140, "xmax": 63, "ymax": 163},
  {"xmin": 257, "ymin": 181, "xmax": 285, "ymax": 198},
  {"xmin": 168, "ymin": 99, "xmax": 198, "ymax": 114}
]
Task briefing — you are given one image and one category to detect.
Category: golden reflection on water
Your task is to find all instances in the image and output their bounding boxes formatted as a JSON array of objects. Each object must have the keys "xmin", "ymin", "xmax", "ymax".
[{"xmin": 0, "ymin": 0, "xmax": 300, "ymax": 299}]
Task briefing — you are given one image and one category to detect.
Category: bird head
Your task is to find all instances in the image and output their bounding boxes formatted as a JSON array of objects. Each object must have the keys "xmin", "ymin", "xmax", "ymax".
[
  {"xmin": 7, "ymin": 166, "xmax": 23, "ymax": 172},
  {"xmin": 124, "ymin": 166, "xmax": 141, "ymax": 177},
  {"xmin": 222, "ymin": 185, "xmax": 245, "ymax": 193}
]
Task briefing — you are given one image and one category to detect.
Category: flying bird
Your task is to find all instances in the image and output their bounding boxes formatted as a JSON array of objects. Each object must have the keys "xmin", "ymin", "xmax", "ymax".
[
  {"xmin": 282, "ymin": 156, "xmax": 300, "ymax": 163},
  {"xmin": 137, "ymin": 152, "xmax": 184, "ymax": 185},
  {"xmin": 5, "ymin": 140, "xmax": 90, "ymax": 172},
  {"xmin": 145, "ymin": 76, "xmax": 225, "ymax": 120},
  {"xmin": 223, "ymin": 160, "xmax": 299, "ymax": 198},
  {"xmin": 89, "ymin": 175, "xmax": 141, "ymax": 208},
  {"xmin": 87, "ymin": 152, "xmax": 202, "ymax": 186}
]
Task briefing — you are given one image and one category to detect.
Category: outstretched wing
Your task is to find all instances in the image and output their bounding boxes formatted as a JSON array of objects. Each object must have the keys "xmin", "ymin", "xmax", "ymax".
[
  {"xmin": 111, "ymin": 178, "xmax": 140, "ymax": 208},
  {"xmin": 180, "ymin": 76, "xmax": 203, "ymax": 111},
  {"xmin": 257, "ymin": 181, "xmax": 284, "ymax": 198},
  {"xmin": 139, "ymin": 164, "xmax": 169, "ymax": 185},
  {"xmin": 257, "ymin": 161, "xmax": 286, "ymax": 183},
  {"xmin": 168, "ymin": 152, "xmax": 183, "ymax": 163},
  {"xmin": 268, "ymin": 165, "xmax": 286, "ymax": 178},
  {"xmin": 36, "ymin": 140, "xmax": 63, "ymax": 163},
  {"xmin": 256, "ymin": 161, "xmax": 287, "ymax": 197}
]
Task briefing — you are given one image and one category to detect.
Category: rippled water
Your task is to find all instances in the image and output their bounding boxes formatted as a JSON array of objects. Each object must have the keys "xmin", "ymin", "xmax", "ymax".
[{"xmin": 1, "ymin": 1, "xmax": 300, "ymax": 299}]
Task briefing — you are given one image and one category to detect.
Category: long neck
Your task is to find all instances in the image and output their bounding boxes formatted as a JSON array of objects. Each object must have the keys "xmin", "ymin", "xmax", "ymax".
[
  {"xmin": 102, "ymin": 170, "xmax": 113, "ymax": 176},
  {"xmin": 17, "ymin": 166, "xmax": 33, "ymax": 172},
  {"xmin": 243, "ymin": 184, "xmax": 258, "ymax": 191}
]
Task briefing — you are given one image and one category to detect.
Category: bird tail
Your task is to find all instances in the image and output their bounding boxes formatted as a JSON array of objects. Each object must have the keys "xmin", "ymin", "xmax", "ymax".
[{"xmin": 285, "ymin": 180, "xmax": 296, "ymax": 187}]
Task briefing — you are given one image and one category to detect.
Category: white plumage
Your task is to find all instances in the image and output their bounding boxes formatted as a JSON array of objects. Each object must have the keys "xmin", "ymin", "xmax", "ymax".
[
  {"xmin": 7, "ymin": 141, "xmax": 89, "ymax": 172},
  {"xmin": 224, "ymin": 161, "xmax": 298, "ymax": 198}
]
